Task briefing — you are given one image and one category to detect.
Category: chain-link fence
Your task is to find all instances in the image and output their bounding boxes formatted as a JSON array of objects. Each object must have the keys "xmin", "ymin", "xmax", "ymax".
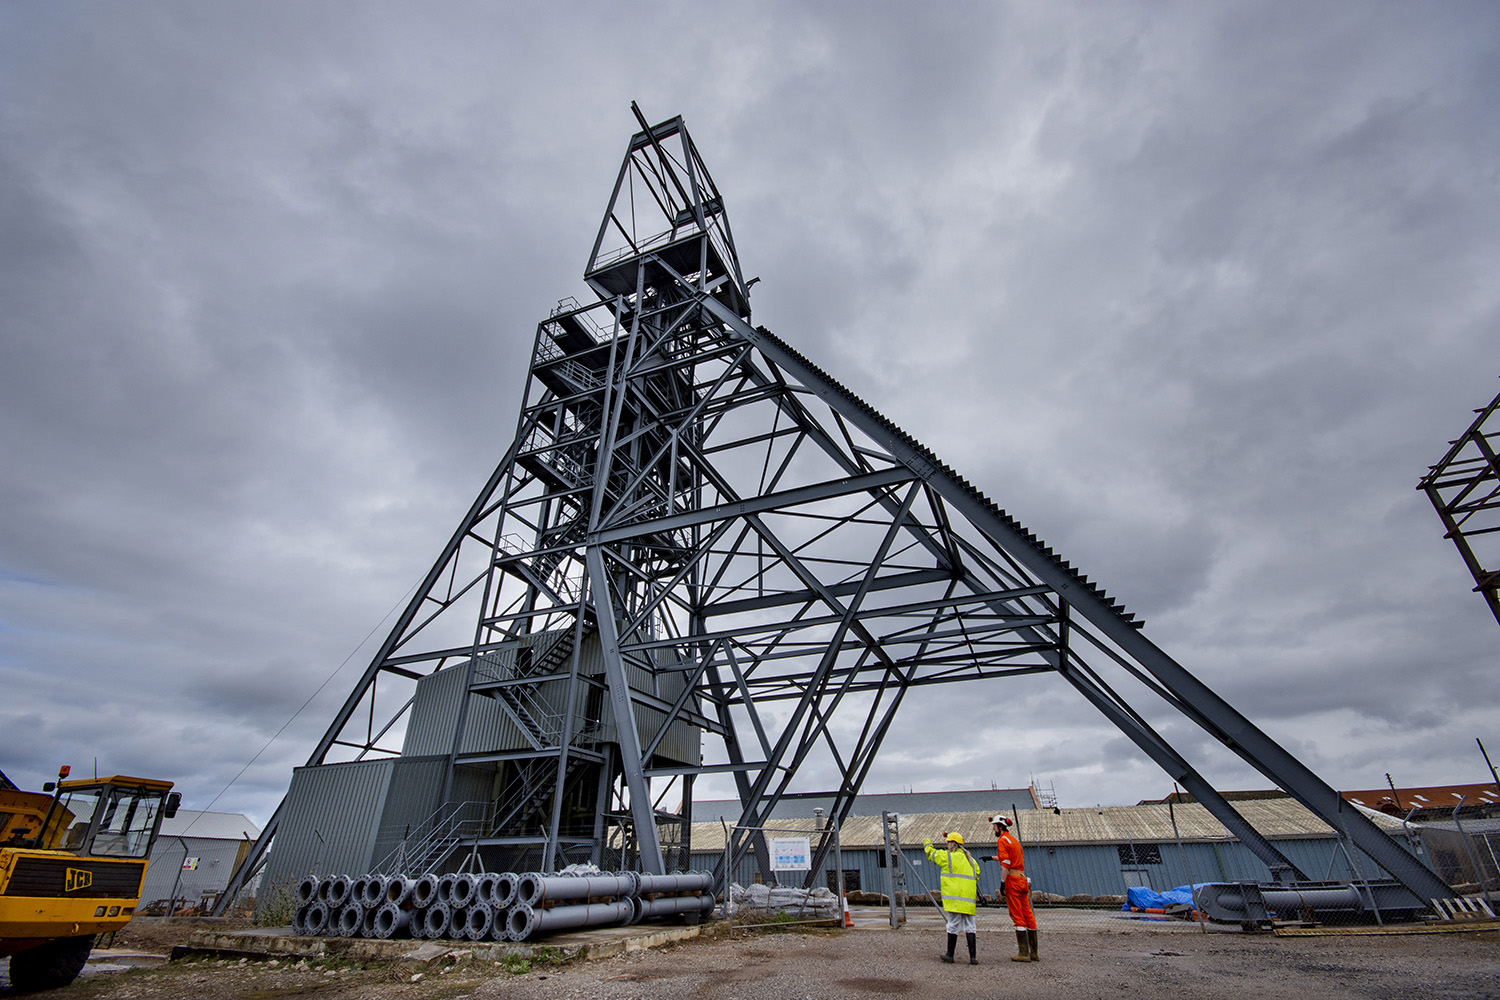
[{"xmin": 1414, "ymin": 814, "xmax": 1499, "ymax": 908}]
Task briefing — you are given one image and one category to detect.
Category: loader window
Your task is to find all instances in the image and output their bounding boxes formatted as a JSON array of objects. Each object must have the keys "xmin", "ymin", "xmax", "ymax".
[
  {"xmin": 57, "ymin": 788, "xmax": 103, "ymax": 853},
  {"xmin": 92, "ymin": 787, "xmax": 164, "ymax": 858},
  {"xmin": 55, "ymin": 784, "xmax": 165, "ymax": 857}
]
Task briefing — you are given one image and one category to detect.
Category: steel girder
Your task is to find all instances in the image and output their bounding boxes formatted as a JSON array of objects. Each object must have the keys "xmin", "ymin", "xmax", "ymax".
[
  {"xmin": 218, "ymin": 111, "xmax": 1454, "ymax": 912},
  {"xmin": 1420, "ymin": 386, "xmax": 1500, "ymax": 628}
]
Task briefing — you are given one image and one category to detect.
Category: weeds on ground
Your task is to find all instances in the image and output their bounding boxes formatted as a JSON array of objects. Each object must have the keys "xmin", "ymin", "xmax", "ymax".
[
  {"xmin": 253, "ymin": 882, "xmax": 299, "ymax": 927},
  {"xmin": 531, "ymin": 946, "xmax": 567, "ymax": 967},
  {"xmin": 497, "ymin": 945, "xmax": 569, "ymax": 975}
]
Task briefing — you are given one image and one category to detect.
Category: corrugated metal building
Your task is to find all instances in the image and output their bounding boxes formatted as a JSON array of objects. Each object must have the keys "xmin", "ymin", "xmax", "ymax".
[
  {"xmin": 139, "ymin": 809, "xmax": 260, "ymax": 913},
  {"xmin": 689, "ymin": 797, "xmax": 1424, "ymax": 898},
  {"xmin": 258, "ymin": 756, "xmax": 451, "ymax": 895},
  {"xmin": 261, "ymin": 628, "xmax": 703, "ymax": 894}
]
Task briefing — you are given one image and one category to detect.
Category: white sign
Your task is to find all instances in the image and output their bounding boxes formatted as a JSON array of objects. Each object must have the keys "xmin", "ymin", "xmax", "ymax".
[
  {"xmin": 182, "ymin": 857, "xmax": 199, "ymax": 870},
  {"xmin": 769, "ymin": 836, "xmax": 811, "ymax": 871}
]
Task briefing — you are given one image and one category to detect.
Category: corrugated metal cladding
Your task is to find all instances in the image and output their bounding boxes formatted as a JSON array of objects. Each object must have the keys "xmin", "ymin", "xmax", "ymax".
[
  {"xmin": 402, "ymin": 662, "xmax": 526, "ymax": 757},
  {"xmin": 401, "ymin": 629, "xmax": 692, "ymax": 764},
  {"xmin": 449, "ymin": 763, "xmax": 496, "ymax": 804},
  {"xmin": 139, "ymin": 835, "xmax": 250, "ymax": 908},
  {"xmin": 595, "ymin": 634, "xmax": 700, "ymax": 765},
  {"xmin": 642, "ymin": 645, "xmax": 699, "ymax": 765},
  {"xmin": 258, "ymin": 759, "xmax": 397, "ymax": 896},
  {"xmin": 400, "ymin": 664, "xmax": 465, "ymax": 757},
  {"xmin": 367, "ymin": 756, "xmax": 450, "ymax": 871},
  {"xmin": 559, "ymin": 632, "xmax": 692, "ymax": 764},
  {"xmin": 403, "ymin": 653, "xmax": 528, "ymax": 758}
]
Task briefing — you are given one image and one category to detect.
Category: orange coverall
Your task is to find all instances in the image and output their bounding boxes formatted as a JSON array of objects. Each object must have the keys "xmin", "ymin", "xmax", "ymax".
[{"xmin": 996, "ymin": 829, "xmax": 1037, "ymax": 930}]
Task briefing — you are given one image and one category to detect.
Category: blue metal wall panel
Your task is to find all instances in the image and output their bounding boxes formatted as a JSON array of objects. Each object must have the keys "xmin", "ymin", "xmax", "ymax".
[{"xmin": 690, "ymin": 835, "xmax": 1426, "ymax": 899}]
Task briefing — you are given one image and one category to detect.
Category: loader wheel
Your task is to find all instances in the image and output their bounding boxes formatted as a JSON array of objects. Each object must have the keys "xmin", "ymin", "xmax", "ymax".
[{"xmin": 8, "ymin": 935, "xmax": 94, "ymax": 993}]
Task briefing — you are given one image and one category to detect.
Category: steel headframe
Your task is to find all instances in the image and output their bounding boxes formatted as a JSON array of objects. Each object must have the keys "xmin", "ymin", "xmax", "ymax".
[
  {"xmin": 218, "ymin": 109, "xmax": 1454, "ymax": 912},
  {"xmin": 1419, "ymin": 383, "xmax": 1500, "ymax": 628}
]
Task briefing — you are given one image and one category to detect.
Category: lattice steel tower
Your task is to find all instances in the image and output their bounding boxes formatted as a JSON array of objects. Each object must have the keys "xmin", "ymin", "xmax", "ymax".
[
  {"xmin": 224, "ymin": 109, "xmax": 1452, "ymax": 907},
  {"xmin": 1420, "ymin": 384, "xmax": 1500, "ymax": 628}
]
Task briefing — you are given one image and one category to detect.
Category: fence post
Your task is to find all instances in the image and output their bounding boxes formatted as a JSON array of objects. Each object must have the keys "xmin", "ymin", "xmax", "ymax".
[
  {"xmin": 723, "ymin": 819, "xmax": 733, "ymax": 936},
  {"xmin": 1452, "ymin": 798, "xmax": 1495, "ymax": 909},
  {"xmin": 883, "ymin": 811, "xmax": 899, "ymax": 929},
  {"xmin": 833, "ymin": 812, "xmax": 845, "ymax": 928}
]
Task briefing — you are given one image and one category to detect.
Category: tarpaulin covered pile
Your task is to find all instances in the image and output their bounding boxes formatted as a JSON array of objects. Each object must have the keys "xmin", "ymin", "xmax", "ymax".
[{"xmin": 1123, "ymin": 884, "xmax": 1209, "ymax": 911}]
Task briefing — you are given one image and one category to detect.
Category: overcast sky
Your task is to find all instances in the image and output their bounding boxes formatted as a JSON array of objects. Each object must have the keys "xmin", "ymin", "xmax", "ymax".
[{"xmin": 3, "ymin": 2, "xmax": 1498, "ymax": 826}]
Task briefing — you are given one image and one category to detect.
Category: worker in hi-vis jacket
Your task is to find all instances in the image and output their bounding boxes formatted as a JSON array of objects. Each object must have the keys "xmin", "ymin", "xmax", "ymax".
[
  {"xmin": 923, "ymin": 831, "xmax": 981, "ymax": 964},
  {"xmin": 991, "ymin": 813, "xmax": 1038, "ymax": 961}
]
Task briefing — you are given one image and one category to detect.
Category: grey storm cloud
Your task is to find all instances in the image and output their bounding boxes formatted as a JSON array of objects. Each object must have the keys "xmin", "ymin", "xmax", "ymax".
[{"xmin": 2, "ymin": 1, "xmax": 1498, "ymax": 824}]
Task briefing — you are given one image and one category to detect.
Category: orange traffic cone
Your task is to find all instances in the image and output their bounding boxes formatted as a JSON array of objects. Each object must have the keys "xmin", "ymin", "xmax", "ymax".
[{"xmin": 843, "ymin": 899, "xmax": 855, "ymax": 927}]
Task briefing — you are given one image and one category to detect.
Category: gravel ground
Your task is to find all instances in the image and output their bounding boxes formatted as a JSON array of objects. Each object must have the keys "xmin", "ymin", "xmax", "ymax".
[{"xmin": 5, "ymin": 912, "xmax": 1498, "ymax": 999}]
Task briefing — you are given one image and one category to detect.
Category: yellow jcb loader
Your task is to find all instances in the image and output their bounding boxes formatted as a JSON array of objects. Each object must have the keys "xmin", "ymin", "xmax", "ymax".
[{"xmin": 1, "ymin": 766, "xmax": 179, "ymax": 992}]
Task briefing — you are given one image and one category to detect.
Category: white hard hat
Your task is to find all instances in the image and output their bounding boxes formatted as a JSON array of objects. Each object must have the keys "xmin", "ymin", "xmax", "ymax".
[{"xmin": 990, "ymin": 814, "xmax": 1012, "ymax": 827}]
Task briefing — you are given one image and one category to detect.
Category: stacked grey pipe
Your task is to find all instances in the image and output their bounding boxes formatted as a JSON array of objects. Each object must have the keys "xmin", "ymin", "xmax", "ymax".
[{"xmin": 291, "ymin": 869, "xmax": 715, "ymax": 942}]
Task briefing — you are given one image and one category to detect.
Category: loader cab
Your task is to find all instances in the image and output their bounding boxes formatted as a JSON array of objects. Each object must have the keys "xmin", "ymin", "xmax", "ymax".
[{"xmin": 52, "ymin": 777, "xmax": 179, "ymax": 858}]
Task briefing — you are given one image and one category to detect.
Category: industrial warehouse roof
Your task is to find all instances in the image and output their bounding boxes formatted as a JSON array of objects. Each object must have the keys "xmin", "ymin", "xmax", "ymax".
[
  {"xmin": 694, "ymin": 788, "xmax": 1038, "ymax": 823},
  {"xmin": 159, "ymin": 809, "xmax": 260, "ymax": 841},
  {"xmin": 688, "ymin": 796, "xmax": 1407, "ymax": 852},
  {"xmin": 1340, "ymin": 782, "xmax": 1500, "ymax": 812}
]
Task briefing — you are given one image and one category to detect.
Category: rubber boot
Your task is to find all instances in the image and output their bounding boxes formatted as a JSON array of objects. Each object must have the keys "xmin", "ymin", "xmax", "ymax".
[
  {"xmin": 1011, "ymin": 929, "xmax": 1030, "ymax": 961},
  {"xmin": 966, "ymin": 932, "xmax": 977, "ymax": 964},
  {"xmin": 1027, "ymin": 928, "xmax": 1039, "ymax": 962},
  {"xmin": 941, "ymin": 932, "xmax": 957, "ymax": 963}
]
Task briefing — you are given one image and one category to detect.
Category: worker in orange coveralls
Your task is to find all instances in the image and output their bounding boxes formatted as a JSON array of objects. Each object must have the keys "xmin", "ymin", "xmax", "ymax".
[{"xmin": 991, "ymin": 814, "xmax": 1038, "ymax": 961}]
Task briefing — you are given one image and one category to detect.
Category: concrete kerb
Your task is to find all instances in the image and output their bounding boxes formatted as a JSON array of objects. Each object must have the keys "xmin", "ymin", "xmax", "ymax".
[{"xmin": 176, "ymin": 918, "xmax": 725, "ymax": 967}]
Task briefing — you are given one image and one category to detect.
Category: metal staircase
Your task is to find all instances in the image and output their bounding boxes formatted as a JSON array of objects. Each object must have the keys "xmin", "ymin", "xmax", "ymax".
[
  {"xmin": 372, "ymin": 800, "xmax": 488, "ymax": 875},
  {"xmin": 470, "ymin": 630, "xmax": 581, "ymax": 749}
]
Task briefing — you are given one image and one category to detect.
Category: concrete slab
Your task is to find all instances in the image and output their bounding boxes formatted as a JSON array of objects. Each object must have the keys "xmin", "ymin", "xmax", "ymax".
[
  {"xmin": 73, "ymin": 948, "xmax": 172, "ymax": 981},
  {"xmin": 87, "ymin": 949, "xmax": 171, "ymax": 968},
  {"xmin": 396, "ymin": 943, "xmax": 453, "ymax": 964}
]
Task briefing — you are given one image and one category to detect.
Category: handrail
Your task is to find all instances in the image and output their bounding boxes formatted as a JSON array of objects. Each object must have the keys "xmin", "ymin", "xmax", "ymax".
[{"xmin": 371, "ymin": 800, "xmax": 487, "ymax": 875}]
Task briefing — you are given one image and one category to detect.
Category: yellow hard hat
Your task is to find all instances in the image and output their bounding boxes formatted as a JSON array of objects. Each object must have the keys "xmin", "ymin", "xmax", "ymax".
[{"xmin": 946, "ymin": 832, "xmax": 964, "ymax": 845}]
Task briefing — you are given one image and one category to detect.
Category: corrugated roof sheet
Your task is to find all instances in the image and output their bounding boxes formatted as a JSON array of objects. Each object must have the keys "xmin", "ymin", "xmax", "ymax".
[
  {"xmin": 690, "ymin": 798, "xmax": 1405, "ymax": 852},
  {"xmin": 1342, "ymin": 782, "xmax": 1500, "ymax": 809},
  {"xmin": 160, "ymin": 809, "xmax": 260, "ymax": 841},
  {"xmin": 694, "ymin": 788, "xmax": 1037, "ymax": 823}
]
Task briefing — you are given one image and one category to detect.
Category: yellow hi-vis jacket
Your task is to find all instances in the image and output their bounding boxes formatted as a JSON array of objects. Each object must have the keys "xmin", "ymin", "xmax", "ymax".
[{"xmin": 923, "ymin": 838, "xmax": 979, "ymax": 915}]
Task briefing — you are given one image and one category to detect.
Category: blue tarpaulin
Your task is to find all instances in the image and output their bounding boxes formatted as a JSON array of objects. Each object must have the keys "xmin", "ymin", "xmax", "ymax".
[{"xmin": 1123, "ymin": 884, "xmax": 1210, "ymax": 911}]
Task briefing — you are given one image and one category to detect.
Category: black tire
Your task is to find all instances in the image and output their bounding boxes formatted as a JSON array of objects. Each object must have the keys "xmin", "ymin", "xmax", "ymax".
[{"xmin": 8, "ymin": 935, "xmax": 94, "ymax": 993}]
